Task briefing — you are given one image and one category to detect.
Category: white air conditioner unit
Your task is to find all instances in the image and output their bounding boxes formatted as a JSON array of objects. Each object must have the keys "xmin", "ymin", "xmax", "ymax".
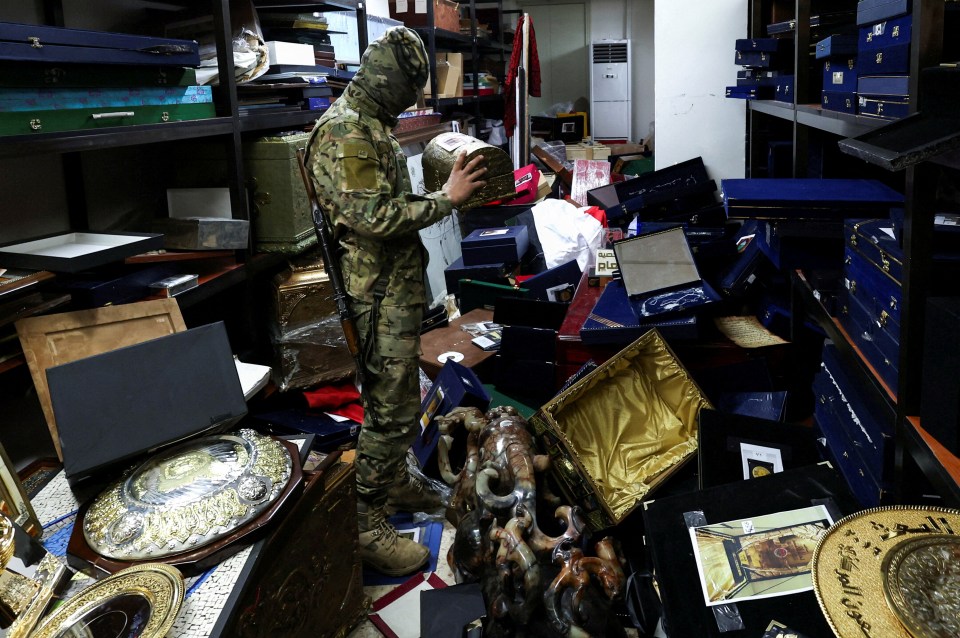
[{"xmin": 590, "ymin": 40, "xmax": 632, "ymax": 142}]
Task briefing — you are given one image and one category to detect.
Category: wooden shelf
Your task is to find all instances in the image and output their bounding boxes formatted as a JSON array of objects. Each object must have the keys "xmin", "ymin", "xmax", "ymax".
[
  {"xmin": 906, "ymin": 416, "xmax": 960, "ymax": 506},
  {"xmin": 791, "ymin": 270, "xmax": 898, "ymax": 421},
  {"xmin": 0, "ymin": 117, "xmax": 236, "ymax": 158}
]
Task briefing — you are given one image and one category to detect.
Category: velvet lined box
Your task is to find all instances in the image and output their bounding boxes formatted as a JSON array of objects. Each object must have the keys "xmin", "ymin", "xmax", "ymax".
[{"xmin": 529, "ymin": 329, "xmax": 710, "ymax": 530}]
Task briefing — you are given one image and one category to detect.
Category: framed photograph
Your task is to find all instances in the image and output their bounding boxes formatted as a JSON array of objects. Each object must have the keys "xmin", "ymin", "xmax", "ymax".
[
  {"xmin": 0, "ymin": 441, "xmax": 41, "ymax": 537},
  {"xmin": 689, "ymin": 505, "xmax": 834, "ymax": 607},
  {"xmin": 697, "ymin": 409, "xmax": 821, "ymax": 489},
  {"xmin": 740, "ymin": 442, "xmax": 784, "ymax": 479}
]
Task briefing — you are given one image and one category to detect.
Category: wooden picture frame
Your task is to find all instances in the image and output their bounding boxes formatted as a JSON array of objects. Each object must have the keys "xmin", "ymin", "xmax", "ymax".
[
  {"xmin": 15, "ymin": 298, "xmax": 187, "ymax": 460},
  {"xmin": 0, "ymin": 441, "xmax": 41, "ymax": 537}
]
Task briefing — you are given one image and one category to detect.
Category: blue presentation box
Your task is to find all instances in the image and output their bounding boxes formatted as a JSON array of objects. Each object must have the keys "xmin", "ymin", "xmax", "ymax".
[
  {"xmin": 460, "ymin": 226, "xmax": 529, "ymax": 267},
  {"xmin": 823, "ymin": 58, "xmax": 858, "ymax": 93}
]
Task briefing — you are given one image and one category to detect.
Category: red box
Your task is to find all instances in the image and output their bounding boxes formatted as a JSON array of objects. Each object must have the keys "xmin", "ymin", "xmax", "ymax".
[{"xmin": 511, "ymin": 164, "xmax": 541, "ymax": 205}]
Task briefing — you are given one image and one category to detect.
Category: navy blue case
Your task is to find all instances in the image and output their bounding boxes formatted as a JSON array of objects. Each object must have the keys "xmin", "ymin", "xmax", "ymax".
[
  {"xmin": 726, "ymin": 85, "xmax": 775, "ymax": 99},
  {"xmin": 443, "ymin": 256, "xmax": 516, "ymax": 296},
  {"xmin": 815, "ymin": 34, "xmax": 858, "ymax": 59},
  {"xmin": 734, "ymin": 50, "xmax": 783, "ymax": 68},
  {"xmin": 845, "ymin": 218, "xmax": 904, "ymax": 284},
  {"xmin": 774, "ymin": 75, "xmax": 794, "ymax": 103},
  {"xmin": 813, "ymin": 395, "xmax": 891, "ymax": 508},
  {"xmin": 858, "ymin": 42, "xmax": 910, "ymax": 75},
  {"xmin": 603, "ymin": 179, "xmax": 717, "ymax": 221},
  {"xmin": 844, "ymin": 243, "xmax": 902, "ymax": 326},
  {"xmin": 858, "ymin": 14, "xmax": 912, "ymax": 50},
  {"xmin": 519, "ymin": 259, "xmax": 581, "ymax": 302},
  {"xmin": 856, "ymin": 0, "xmax": 910, "ymax": 26},
  {"xmin": 823, "ymin": 58, "xmax": 858, "ymax": 92},
  {"xmin": 0, "ymin": 21, "xmax": 201, "ymax": 67},
  {"xmin": 578, "ymin": 278, "xmax": 698, "ymax": 345},
  {"xmin": 755, "ymin": 220, "xmax": 845, "ymax": 270},
  {"xmin": 857, "ymin": 95, "xmax": 910, "ymax": 119},
  {"xmin": 735, "ymin": 38, "xmax": 789, "ymax": 52},
  {"xmin": 822, "ymin": 90, "xmax": 858, "ymax": 113},
  {"xmin": 839, "ymin": 286, "xmax": 900, "ymax": 390},
  {"xmin": 414, "ymin": 360, "xmax": 490, "ymax": 468},
  {"xmin": 736, "ymin": 76, "xmax": 780, "ymax": 87},
  {"xmin": 718, "ymin": 224, "xmax": 772, "ymax": 296},
  {"xmin": 586, "ymin": 157, "xmax": 710, "ymax": 209},
  {"xmin": 857, "ymin": 74, "xmax": 909, "ymax": 96},
  {"xmin": 813, "ymin": 345, "xmax": 894, "ymax": 502},
  {"xmin": 613, "ymin": 227, "xmax": 721, "ymax": 318},
  {"xmin": 460, "ymin": 226, "xmax": 529, "ymax": 267},
  {"xmin": 721, "ymin": 178, "xmax": 904, "ymax": 220}
]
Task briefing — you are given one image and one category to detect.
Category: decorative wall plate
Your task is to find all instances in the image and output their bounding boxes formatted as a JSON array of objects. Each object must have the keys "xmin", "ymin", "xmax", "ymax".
[
  {"xmin": 30, "ymin": 563, "xmax": 184, "ymax": 638},
  {"xmin": 881, "ymin": 534, "xmax": 960, "ymax": 638},
  {"xmin": 83, "ymin": 429, "xmax": 293, "ymax": 561},
  {"xmin": 811, "ymin": 505, "xmax": 960, "ymax": 638}
]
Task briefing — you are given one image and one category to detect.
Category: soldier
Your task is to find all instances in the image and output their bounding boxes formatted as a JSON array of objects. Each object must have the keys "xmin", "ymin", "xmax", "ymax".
[{"xmin": 305, "ymin": 26, "xmax": 487, "ymax": 576}]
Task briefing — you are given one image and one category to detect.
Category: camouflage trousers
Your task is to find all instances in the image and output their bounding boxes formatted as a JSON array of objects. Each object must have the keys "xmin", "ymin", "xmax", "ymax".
[{"xmin": 350, "ymin": 298, "xmax": 424, "ymax": 508}]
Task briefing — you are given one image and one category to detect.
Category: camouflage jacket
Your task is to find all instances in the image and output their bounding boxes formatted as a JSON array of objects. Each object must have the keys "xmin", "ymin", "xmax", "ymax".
[{"xmin": 305, "ymin": 27, "xmax": 451, "ymax": 307}]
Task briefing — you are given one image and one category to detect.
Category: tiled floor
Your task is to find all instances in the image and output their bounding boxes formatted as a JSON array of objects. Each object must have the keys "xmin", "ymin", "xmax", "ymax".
[{"xmin": 346, "ymin": 519, "xmax": 459, "ymax": 638}]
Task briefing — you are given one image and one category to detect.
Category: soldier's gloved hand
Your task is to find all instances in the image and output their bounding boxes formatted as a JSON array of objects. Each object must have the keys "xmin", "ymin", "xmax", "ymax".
[{"xmin": 442, "ymin": 150, "xmax": 488, "ymax": 207}]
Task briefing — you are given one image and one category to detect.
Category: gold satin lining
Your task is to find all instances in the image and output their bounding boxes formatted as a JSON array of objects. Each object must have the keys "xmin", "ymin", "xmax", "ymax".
[{"xmin": 543, "ymin": 330, "xmax": 708, "ymax": 522}]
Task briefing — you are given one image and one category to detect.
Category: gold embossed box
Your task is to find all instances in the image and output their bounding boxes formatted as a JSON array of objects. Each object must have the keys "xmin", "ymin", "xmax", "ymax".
[
  {"xmin": 270, "ymin": 250, "xmax": 355, "ymax": 392},
  {"xmin": 422, "ymin": 132, "xmax": 516, "ymax": 211},
  {"xmin": 529, "ymin": 329, "xmax": 710, "ymax": 530}
]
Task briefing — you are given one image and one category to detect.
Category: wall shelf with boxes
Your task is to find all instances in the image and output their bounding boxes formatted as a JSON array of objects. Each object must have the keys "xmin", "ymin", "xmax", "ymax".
[
  {"xmin": 391, "ymin": 0, "xmax": 507, "ymax": 141},
  {"xmin": 0, "ymin": 0, "xmax": 369, "ymax": 361},
  {"xmin": 739, "ymin": 0, "xmax": 960, "ymax": 505}
]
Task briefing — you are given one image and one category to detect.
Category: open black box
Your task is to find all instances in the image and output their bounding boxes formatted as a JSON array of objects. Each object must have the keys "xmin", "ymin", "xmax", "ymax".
[{"xmin": 45, "ymin": 321, "xmax": 303, "ymax": 576}]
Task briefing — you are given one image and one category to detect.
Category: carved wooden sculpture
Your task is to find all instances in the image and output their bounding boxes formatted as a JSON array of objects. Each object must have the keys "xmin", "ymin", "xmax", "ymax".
[{"xmin": 435, "ymin": 406, "xmax": 627, "ymax": 637}]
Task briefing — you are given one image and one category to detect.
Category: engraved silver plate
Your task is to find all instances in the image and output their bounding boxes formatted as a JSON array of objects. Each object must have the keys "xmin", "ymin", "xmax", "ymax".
[{"xmin": 83, "ymin": 429, "xmax": 292, "ymax": 560}]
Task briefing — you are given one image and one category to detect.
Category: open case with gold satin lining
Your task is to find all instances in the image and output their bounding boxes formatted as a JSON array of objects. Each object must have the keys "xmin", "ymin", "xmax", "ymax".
[{"xmin": 529, "ymin": 329, "xmax": 710, "ymax": 530}]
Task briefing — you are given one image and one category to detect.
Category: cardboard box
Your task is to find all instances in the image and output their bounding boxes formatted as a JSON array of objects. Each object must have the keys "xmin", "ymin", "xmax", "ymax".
[
  {"xmin": 425, "ymin": 52, "xmax": 463, "ymax": 98},
  {"xmin": 390, "ymin": 0, "xmax": 461, "ymax": 31},
  {"xmin": 266, "ymin": 40, "xmax": 316, "ymax": 67}
]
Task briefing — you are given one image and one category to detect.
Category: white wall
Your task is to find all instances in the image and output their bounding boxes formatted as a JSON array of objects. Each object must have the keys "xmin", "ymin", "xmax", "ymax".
[
  {"xmin": 589, "ymin": 0, "xmax": 654, "ymax": 145},
  {"xmin": 367, "ymin": 0, "xmax": 390, "ymax": 18},
  {"xmin": 654, "ymin": 0, "xmax": 747, "ymax": 178}
]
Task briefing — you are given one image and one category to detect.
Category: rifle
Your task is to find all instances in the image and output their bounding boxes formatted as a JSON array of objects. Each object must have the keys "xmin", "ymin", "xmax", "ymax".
[{"xmin": 296, "ymin": 148, "xmax": 367, "ymax": 390}]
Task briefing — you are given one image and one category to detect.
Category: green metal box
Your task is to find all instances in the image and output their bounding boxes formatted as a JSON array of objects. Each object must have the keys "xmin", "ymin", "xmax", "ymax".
[{"xmin": 243, "ymin": 131, "xmax": 317, "ymax": 255}]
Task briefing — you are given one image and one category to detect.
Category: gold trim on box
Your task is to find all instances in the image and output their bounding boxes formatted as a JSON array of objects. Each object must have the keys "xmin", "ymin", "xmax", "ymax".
[
  {"xmin": 530, "ymin": 329, "xmax": 708, "ymax": 529},
  {"xmin": 30, "ymin": 563, "xmax": 184, "ymax": 638},
  {"xmin": 812, "ymin": 505, "xmax": 960, "ymax": 638}
]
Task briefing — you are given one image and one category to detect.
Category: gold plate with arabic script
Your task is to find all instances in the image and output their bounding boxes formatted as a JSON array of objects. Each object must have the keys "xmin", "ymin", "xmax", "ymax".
[
  {"xmin": 30, "ymin": 563, "xmax": 184, "ymax": 638},
  {"xmin": 881, "ymin": 534, "xmax": 960, "ymax": 638},
  {"xmin": 811, "ymin": 506, "xmax": 960, "ymax": 638}
]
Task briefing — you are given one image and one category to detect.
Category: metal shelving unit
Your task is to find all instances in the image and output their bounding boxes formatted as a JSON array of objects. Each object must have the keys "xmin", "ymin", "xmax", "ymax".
[{"xmin": 749, "ymin": 0, "xmax": 960, "ymax": 504}]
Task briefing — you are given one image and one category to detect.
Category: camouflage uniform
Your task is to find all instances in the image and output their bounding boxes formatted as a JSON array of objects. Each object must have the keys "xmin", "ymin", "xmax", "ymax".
[{"xmin": 305, "ymin": 27, "xmax": 451, "ymax": 511}]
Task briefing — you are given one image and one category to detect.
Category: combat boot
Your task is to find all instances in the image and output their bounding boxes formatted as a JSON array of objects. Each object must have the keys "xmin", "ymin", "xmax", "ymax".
[
  {"xmin": 358, "ymin": 501, "xmax": 430, "ymax": 576},
  {"xmin": 386, "ymin": 456, "xmax": 444, "ymax": 513}
]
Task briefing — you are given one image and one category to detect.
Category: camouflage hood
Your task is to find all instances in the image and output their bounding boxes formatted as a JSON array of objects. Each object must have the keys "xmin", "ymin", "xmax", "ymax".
[{"xmin": 342, "ymin": 26, "xmax": 429, "ymax": 127}]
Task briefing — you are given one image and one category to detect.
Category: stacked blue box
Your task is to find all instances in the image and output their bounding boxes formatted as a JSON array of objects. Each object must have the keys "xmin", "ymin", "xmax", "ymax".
[
  {"xmin": 812, "ymin": 344, "xmax": 894, "ymax": 507},
  {"xmin": 774, "ymin": 75, "xmax": 794, "ymax": 103},
  {"xmin": 857, "ymin": 74, "xmax": 910, "ymax": 120},
  {"xmin": 0, "ymin": 22, "xmax": 213, "ymax": 135},
  {"xmin": 857, "ymin": 12, "xmax": 912, "ymax": 118},
  {"xmin": 728, "ymin": 37, "xmax": 790, "ymax": 101},
  {"xmin": 817, "ymin": 34, "xmax": 858, "ymax": 113},
  {"xmin": 838, "ymin": 218, "xmax": 904, "ymax": 391}
]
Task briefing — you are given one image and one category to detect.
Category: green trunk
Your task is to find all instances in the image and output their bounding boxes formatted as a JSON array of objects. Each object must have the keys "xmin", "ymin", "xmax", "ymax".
[{"xmin": 0, "ymin": 102, "xmax": 214, "ymax": 135}]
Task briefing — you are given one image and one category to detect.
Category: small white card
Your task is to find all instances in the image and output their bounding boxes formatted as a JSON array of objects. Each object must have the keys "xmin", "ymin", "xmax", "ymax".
[
  {"xmin": 740, "ymin": 442, "xmax": 784, "ymax": 480},
  {"xmin": 415, "ymin": 0, "xmax": 427, "ymax": 13},
  {"xmin": 396, "ymin": 0, "xmax": 408, "ymax": 11}
]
